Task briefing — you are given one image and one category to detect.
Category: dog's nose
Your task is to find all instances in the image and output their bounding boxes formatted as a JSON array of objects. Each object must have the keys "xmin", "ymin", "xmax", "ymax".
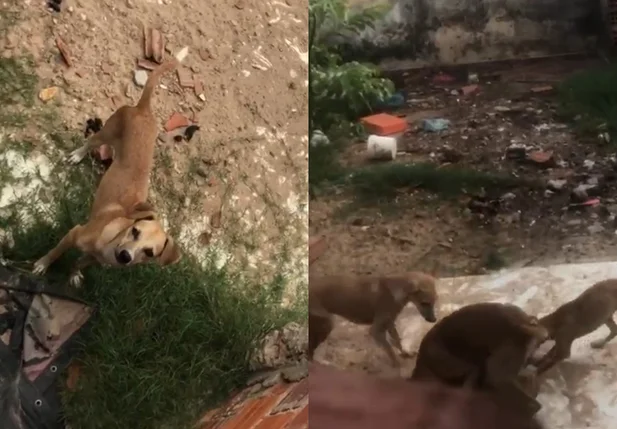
[{"xmin": 116, "ymin": 249, "xmax": 132, "ymax": 265}]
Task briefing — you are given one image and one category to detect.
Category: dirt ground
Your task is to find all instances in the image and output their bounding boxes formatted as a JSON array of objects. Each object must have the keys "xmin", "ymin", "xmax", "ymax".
[
  {"xmin": 310, "ymin": 55, "xmax": 617, "ymax": 375},
  {"xmin": 1, "ymin": 0, "xmax": 308, "ymax": 293}
]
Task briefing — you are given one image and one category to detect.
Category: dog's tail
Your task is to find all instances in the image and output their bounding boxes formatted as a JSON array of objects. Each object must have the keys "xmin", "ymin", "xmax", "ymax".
[{"xmin": 136, "ymin": 46, "xmax": 189, "ymax": 110}]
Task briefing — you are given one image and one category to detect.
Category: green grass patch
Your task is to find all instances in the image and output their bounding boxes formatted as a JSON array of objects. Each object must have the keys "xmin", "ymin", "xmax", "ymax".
[
  {"xmin": 558, "ymin": 63, "xmax": 617, "ymax": 140},
  {"xmin": 0, "ymin": 53, "xmax": 303, "ymax": 429},
  {"xmin": 343, "ymin": 162, "xmax": 524, "ymax": 202}
]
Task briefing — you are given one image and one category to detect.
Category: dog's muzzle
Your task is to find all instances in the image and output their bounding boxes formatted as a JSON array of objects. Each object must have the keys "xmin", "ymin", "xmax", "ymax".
[
  {"xmin": 420, "ymin": 306, "xmax": 437, "ymax": 323},
  {"xmin": 115, "ymin": 249, "xmax": 132, "ymax": 265}
]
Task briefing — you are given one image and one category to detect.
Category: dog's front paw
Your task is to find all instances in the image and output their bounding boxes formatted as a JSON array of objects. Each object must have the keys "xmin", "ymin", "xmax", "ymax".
[
  {"xmin": 67, "ymin": 147, "xmax": 88, "ymax": 164},
  {"xmin": 32, "ymin": 258, "xmax": 50, "ymax": 276},
  {"xmin": 69, "ymin": 271, "xmax": 84, "ymax": 288}
]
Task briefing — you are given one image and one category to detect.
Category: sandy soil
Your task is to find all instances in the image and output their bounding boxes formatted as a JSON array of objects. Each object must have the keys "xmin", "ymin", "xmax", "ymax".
[
  {"xmin": 310, "ymin": 55, "xmax": 617, "ymax": 373},
  {"xmin": 1, "ymin": 0, "xmax": 308, "ymax": 294}
]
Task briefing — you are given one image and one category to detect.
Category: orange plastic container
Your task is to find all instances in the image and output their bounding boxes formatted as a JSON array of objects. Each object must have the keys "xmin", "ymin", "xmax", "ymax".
[{"xmin": 360, "ymin": 113, "xmax": 408, "ymax": 136}]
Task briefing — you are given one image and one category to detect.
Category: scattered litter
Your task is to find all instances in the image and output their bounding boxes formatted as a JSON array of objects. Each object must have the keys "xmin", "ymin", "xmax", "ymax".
[
  {"xmin": 534, "ymin": 123, "xmax": 551, "ymax": 132},
  {"xmin": 164, "ymin": 112, "xmax": 190, "ymax": 132},
  {"xmin": 310, "ymin": 130, "xmax": 330, "ymax": 147},
  {"xmin": 583, "ymin": 159, "xmax": 595, "ymax": 169},
  {"xmin": 571, "ymin": 184, "xmax": 598, "ymax": 202},
  {"xmin": 599, "ymin": 132, "xmax": 611, "ymax": 143},
  {"xmin": 494, "ymin": 106, "xmax": 511, "ymax": 112},
  {"xmin": 530, "ymin": 85, "xmax": 553, "ymax": 93},
  {"xmin": 432, "ymin": 72, "xmax": 456, "ymax": 84},
  {"xmin": 547, "ymin": 179, "xmax": 567, "ymax": 192},
  {"xmin": 423, "ymin": 118, "xmax": 450, "ymax": 132},
  {"xmin": 526, "ymin": 151, "xmax": 554, "ymax": 166},
  {"xmin": 501, "ymin": 192, "xmax": 516, "ymax": 201},
  {"xmin": 55, "ymin": 36, "xmax": 72, "ymax": 67},
  {"xmin": 133, "ymin": 69, "xmax": 148, "ymax": 87},
  {"xmin": 198, "ymin": 93, "xmax": 206, "ymax": 102},
  {"xmin": 588, "ymin": 222, "xmax": 605, "ymax": 234},
  {"xmin": 194, "ymin": 79, "xmax": 204, "ymax": 98},
  {"xmin": 367, "ymin": 134, "xmax": 397, "ymax": 161},
  {"xmin": 38, "ymin": 86, "xmax": 59, "ymax": 102},
  {"xmin": 460, "ymin": 84, "xmax": 479, "ymax": 95},
  {"xmin": 380, "ymin": 92, "xmax": 405, "ymax": 109},
  {"xmin": 468, "ymin": 72, "xmax": 479, "ymax": 83}
]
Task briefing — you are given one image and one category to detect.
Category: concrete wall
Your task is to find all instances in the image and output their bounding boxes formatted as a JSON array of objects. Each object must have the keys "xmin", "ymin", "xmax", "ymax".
[{"xmin": 345, "ymin": 0, "xmax": 603, "ymax": 68}]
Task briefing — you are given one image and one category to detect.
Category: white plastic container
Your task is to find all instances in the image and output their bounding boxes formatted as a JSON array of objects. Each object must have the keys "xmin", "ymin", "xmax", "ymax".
[{"xmin": 367, "ymin": 134, "xmax": 398, "ymax": 161}]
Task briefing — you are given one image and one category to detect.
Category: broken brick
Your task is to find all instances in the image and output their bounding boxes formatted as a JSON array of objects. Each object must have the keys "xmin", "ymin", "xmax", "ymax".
[
  {"xmin": 461, "ymin": 84, "xmax": 479, "ymax": 95},
  {"xmin": 210, "ymin": 210, "xmax": 222, "ymax": 229},
  {"xmin": 177, "ymin": 68, "xmax": 194, "ymax": 88},
  {"xmin": 194, "ymin": 78, "xmax": 204, "ymax": 97},
  {"xmin": 526, "ymin": 150, "xmax": 554, "ymax": 166},
  {"xmin": 137, "ymin": 58, "xmax": 158, "ymax": 71},
  {"xmin": 530, "ymin": 85, "xmax": 553, "ymax": 93},
  {"xmin": 165, "ymin": 112, "xmax": 190, "ymax": 132},
  {"xmin": 55, "ymin": 36, "xmax": 72, "ymax": 67},
  {"xmin": 150, "ymin": 28, "xmax": 164, "ymax": 63}
]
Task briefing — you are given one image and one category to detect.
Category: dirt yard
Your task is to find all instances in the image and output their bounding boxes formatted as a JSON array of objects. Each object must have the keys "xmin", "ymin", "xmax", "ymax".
[
  {"xmin": 1, "ymin": 0, "xmax": 308, "ymax": 295},
  {"xmin": 310, "ymin": 55, "xmax": 617, "ymax": 375}
]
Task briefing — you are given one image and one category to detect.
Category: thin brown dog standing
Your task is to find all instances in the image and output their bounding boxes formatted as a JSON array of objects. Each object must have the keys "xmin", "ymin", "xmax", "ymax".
[
  {"xmin": 532, "ymin": 279, "xmax": 617, "ymax": 374},
  {"xmin": 309, "ymin": 272, "xmax": 438, "ymax": 367},
  {"xmin": 32, "ymin": 47, "xmax": 188, "ymax": 286}
]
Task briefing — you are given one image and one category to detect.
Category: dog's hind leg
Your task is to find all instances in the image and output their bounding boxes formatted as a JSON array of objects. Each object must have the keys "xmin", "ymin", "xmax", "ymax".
[
  {"xmin": 370, "ymin": 321, "xmax": 400, "ymax": 367},
  {"xmin": 67, "ymin": 107, "xmax": 127, "ymax": 164},
  {"xmin": 309, "ymin": 312, "xmax": 333, "ymax": 360},
  {"xmin": 591, "ymin": 317, "xmax": 617, "ymax": 349}
]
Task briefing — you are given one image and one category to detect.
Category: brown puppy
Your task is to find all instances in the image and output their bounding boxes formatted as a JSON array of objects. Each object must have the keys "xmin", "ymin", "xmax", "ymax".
[
  {"xmin": 532, "ymin": 278, "xmax": 617, "ymax": 375},
  {"xmin": 410, "ymin": 303, "xmax": 548, "ymax": 414},
  {"xmin": 309, "ymin": 272, "xmax": 438, "ymax": 367},
  {"xmin": 32, "ymin": 47, "xmax": 188, "ymax": 286}
]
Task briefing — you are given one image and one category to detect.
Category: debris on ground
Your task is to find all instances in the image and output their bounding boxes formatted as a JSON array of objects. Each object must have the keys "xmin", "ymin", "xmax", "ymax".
[
  {"xmin": 84, "ymin": 117, "xmax": 103, "ymax": 138},
  {"xmin": 432, "ymin": 72, "xmax": 456, "ymax": 84},
  {"xmin": 48, "ymin": 0, "xmax": 62, "ymax": 13},
  {"xmin": 530, "ymin": 85, "xmax": 553, "ymax": 93},
  {"xmin": 143, "ymin": 27, "xmax": 164, "ymax": 64},
  {"xmin": 137, "ymin": 59, "xmax": 158, "ymax": 71},
  {"xmin": 526, "ymin": 150, "xmax": 555, "ymax": 167},
  {"xmin": 55, "ymin": 36, "xmax": 72, "ymax": 66},
  {"xmin": 422, "ymin": 118, "xmax": 450, "ymax": 132},
  {"xmin": 310, "ymin": 130, "xmax": 330, "ymax": 147},
  {"xmin": 460, "ymin": 84, "xmax": 479, "ymax": 96},
  {"xmin": 164, "ymin": 112, "xmax": 190, "ymax": 132},
  {"xmin": 361, "ymin": 113, "xmax": 408, "ymax": 135},
  {"xmin": 177, "ymin": 68, "xmax": 194, "ymax": 88},
  {"xmin": 547, "ymin": 179, "xmax": 567, "ymax": 192},
  {"xmin": 133, "ymin": 69, "xmax": 148, "ymax": 87},
  {"xmin": 505, "ymin": 144, "xmax": 527, "ymax": 161},
  {"xmin": 468, "ymin": 72, "xmax": 479, "ymax": 83},
  {"xmin": 38, "ymin": 86, "xmax": 59, "ymax": 102}
]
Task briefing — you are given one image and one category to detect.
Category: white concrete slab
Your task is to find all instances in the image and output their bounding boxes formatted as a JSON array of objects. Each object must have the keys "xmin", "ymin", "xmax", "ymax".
[{"xmin": 397, "ymin": 261, "xmax": 617, "ymax": 429}]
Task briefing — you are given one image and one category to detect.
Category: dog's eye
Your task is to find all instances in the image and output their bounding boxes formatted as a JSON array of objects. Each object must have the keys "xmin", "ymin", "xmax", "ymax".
[
  {"xmin": 131, "ymin": 227, "xmax": 140, "ymax": 240},
  {"xmin": 144, "ymin": 248, "xmax": 154, "ymax": 258}
]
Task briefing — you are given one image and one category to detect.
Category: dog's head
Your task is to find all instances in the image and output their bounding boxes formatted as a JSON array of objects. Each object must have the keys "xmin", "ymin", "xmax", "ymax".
[
  {"xmin": 406, "ymin": 272, "xmax": 438, "ymax": 323},
  {"xmin": 103, "ymin": 202, "xmax": 182, "ymax": 267}
]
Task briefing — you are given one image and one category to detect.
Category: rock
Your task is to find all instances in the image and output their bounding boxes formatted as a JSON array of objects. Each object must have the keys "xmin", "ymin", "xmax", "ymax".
[
  {"xmin": 583, "ymin": 159, "xmax": 595, "ymax": 169},
  {"xmin": 133, "ymin": 70, "xmax": 148, "ymax": 87},
  {"xmin": 164, "ymin": 112, "xmax": 190, "ymax": 131},
  {"xmin": 494, "ymin": 106, "xmax": 511, "ymax": 112},
  {"xmin": 588, "ymin": 222, "xmax": 605, "ymax": 234},
  {"xmin": 547, "ymin": 179, "xmax": 567, "ymax": 191},
  {"xmin": 38, "ymin": 86, "xmax": 59, "ymax": 102},
  {"xmin": 567, "ymin": 219, "xmax": 582, "ymax": 226},
  {"xmin": 281, "ymin": 364, "xmax": 308, "ymax": 382},
  {"xmin": 249, "ymin": 322, "xmax": 308, "ymax": 371},
  {"xmin": 210, "ymin": 210, "xmax": 222, "ymax": 229},
  {"xmin": 501, "ymin": 192, "xmax": 516, "ymax": 201},
  {"xmin": 572, "ymin": 184, "xmax": 597, "ymax": 202}
]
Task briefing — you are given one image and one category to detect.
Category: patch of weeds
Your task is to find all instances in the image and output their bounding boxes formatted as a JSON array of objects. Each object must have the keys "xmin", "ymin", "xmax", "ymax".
[
  {"xmin": 483, "ymin": 248, "xmax": 508, "ymax": 271},
  {"xmin": 344, "ymin": 163, "xmax": 523, "ymax": 203},
  {"xmin": 1, "ymin": 163, "xmax": 302, "ymax": 429},
  {"xmin": 558, "ymin": 63, "xmax": 617, "ymax": 140}
]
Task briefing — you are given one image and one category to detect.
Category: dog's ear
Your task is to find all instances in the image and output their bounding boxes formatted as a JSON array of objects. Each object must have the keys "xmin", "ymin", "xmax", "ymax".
[
  {"xmin": 158, "ymin": 236, "xmax": 182, "ymax": 266},
  {"xmin": 129, "ymin": 201, "xmax": 157, "ymax": 221}
]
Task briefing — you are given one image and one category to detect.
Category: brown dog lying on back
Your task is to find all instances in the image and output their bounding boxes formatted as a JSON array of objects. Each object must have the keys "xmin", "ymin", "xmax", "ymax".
[
  {"xmin": 531, "ymin": 279, "xmax": 617, "ymax": 374},
  {"xmin": 411, "ymin": 303, "xmax": 548, "ymax": 414},
  {"xmin": 309, "ymin": 272, "xmax": 438, "ymax": 367},
  {"xmin": 32, "ymin": 47, "xmax": 188, "ymax": 286}
]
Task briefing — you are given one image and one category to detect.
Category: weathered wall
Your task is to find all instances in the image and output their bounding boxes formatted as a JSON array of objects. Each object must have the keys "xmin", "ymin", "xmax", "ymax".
[{"xmin": 345, "ymin": 0, "xmax": 602, "ymax": 68}]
